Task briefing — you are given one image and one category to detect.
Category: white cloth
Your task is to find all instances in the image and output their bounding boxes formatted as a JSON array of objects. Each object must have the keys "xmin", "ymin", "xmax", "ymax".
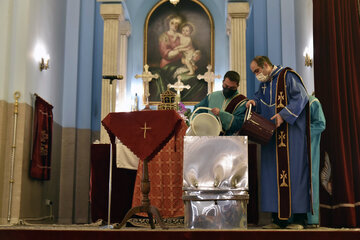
[{"xmin": 115, "ymin": 138, "xmax": 139, "ymax": 170}]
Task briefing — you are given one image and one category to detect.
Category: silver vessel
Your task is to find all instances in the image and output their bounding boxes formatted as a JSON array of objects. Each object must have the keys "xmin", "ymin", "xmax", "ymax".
[{"xmin": 183, "ymin": 136, "xmax": 249, "ymax": 229}]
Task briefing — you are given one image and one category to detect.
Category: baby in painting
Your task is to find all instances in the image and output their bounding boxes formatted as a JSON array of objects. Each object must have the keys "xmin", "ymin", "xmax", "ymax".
[{"xmin": 173, "ymin": 22, "xmax": 201, "ymax": 75}]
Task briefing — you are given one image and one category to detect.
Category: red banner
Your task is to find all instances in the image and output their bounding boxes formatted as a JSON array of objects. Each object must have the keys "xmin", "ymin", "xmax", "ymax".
[{"xmin": 30, "ymin": 95, "xmax": 53, "ymax": 180}]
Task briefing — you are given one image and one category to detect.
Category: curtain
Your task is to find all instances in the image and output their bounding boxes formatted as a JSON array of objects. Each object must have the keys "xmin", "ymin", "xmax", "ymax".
[
  {"xmin": 313, "ymin": 0, "xmax": 360, "ymax": 227},
  {"xmin": 30, "ymin": 95, "xmax": 53, "ymax": 180}
]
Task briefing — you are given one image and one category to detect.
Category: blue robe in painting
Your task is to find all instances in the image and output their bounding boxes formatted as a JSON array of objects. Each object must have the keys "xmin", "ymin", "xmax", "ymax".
[
  {"xmin": 252, "ymin": 66, "xmax": 310, "ymax": 214},
  {"xmin": 194, "ymin": 91, "xmax": 248, "ymax": 136},
  {"xmin": 307, "ymin": 95, "xmax": 326, "ymax": 224}
]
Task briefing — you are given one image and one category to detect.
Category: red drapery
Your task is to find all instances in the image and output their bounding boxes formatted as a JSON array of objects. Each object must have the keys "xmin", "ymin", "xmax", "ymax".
[
  {"xmin": 30, "ymin": 95, "xmax": 53, "ymax": 180},
  {"xmin": 313, "ymin": 0, "xmax": 360, "ymax": 227},
  {"xmin": 90, "ymin": 144, "xmax": 137, "ymax": 223}
]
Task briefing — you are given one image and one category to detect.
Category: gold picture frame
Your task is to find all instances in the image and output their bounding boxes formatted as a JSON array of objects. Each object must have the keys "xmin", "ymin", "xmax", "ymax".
[{"xmin": 144, "ymin": 0, "xmax": 214, "ymax": 105}]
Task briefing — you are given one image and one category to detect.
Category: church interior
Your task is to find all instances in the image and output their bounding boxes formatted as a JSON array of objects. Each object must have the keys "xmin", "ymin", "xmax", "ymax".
[{"xmin": 0, "ymin": 0, "xmax": 359, "ymax": 239}]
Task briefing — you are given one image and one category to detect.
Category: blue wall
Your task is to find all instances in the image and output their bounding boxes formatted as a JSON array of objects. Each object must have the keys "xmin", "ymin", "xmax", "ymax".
[
  {"xmin": 77, "ymin": 0, "xmax": 95, "ymax": 129},
  {"xmin": 62, "ymin": 0, "xmax": 97, "ymax": 129},
  {"xmin": 62, "ymin": 0, "xmax": 80, "ymax": 128},
  {"xmin": 91, "ymin": 1, "xmax": 104, "ymax": 133},
  {"xmin": 245, "ymin": 0, "xmax": 297, "ymax": 98}
]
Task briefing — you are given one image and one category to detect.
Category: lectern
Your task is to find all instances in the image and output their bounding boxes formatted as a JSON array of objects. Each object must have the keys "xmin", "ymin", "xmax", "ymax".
[{"xmin": 102, "ymin": 110, "xmax": 186, "ymax": 229}]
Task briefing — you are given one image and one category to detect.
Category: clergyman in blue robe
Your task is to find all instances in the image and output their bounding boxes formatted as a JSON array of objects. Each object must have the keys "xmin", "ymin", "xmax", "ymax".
[{"xmin": 248, "ymin": 56, "xmax": 310, "ymax": 229}]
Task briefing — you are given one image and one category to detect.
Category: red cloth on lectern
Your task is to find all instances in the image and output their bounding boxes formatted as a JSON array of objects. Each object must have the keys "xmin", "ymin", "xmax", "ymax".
[
  {"xmin": 102, "ymin": 110, "xmax": 188, "ymax": 218},
  {"xmin": 102, "ymin": 110, "xmax": 184, "ymax": 161}
]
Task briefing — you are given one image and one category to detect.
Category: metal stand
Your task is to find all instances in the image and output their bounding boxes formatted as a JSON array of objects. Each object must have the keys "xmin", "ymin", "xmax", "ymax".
[{"xmin": 103, "ymin": 75, "xmax": 123, "ymax": 228}]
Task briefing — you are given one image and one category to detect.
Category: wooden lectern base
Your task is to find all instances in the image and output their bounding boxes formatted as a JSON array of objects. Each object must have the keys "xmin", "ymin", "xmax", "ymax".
[{"xmin": 115, "ymin": 159, "xmax": 168, "ymax": 229}]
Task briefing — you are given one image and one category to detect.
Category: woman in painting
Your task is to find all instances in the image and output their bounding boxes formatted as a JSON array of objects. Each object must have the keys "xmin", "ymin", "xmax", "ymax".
[
  {"xmin": 159, "ymin": 15, "xmax": 183, "ymax": 68},
  {"xmin": 148, "ymin": 14, "xmax": 207, "ymax": 103}
]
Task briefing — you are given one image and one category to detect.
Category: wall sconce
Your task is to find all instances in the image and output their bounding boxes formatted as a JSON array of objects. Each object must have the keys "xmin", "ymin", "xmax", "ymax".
[
  {"xmin": 169, "ymin": 0, "xmax": 180, "ymax": 6},
  {"xmin": 33, "ymin": 43, "xmax": 50, "ymax": 71},
  {"xmin": 303, "ymin": 47, "xmax": 312, "ymax": 67},
  {"xmin": 39, "ymin": 55, "xmax": 50, "ymax": 71}
]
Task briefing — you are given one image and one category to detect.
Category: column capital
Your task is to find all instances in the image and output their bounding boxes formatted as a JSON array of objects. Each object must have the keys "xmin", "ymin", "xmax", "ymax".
[
  {"xmin": 100, "ymin": 3, "xmax": 125, "ymax": 21},
  {"xmin": 119, "ymin": 21, "xmax": 131, "ymax": 36},
  {"xmin": 227, "ymin": 2, "xmax": 249, "ymax": 19}
]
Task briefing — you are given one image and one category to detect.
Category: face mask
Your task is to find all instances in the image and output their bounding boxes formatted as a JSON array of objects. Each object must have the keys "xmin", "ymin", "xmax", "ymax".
[
  {"xmin": 256, "ymin": 72, "xmax": 269, "ymax": 82},
  {"xmin": 223, "ymin": 87, "xmax": 237, "ymax": 98}
]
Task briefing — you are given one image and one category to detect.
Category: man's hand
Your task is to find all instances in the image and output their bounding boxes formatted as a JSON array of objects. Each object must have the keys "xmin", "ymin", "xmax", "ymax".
[
  {"xmin": 246, "ymin": 100, "xmax": 256, "ymax": 108},
  {"xmin": 271, "ymin": 113, "xmax": 284, "ymax": 128},
  {"xmin": 211, "ymin": 108, "xmax": 220, "ymax": 116}
]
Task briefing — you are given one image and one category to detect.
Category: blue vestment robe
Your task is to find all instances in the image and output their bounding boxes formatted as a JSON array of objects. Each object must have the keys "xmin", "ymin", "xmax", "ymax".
[
  {"xmin": 307, "ymin": 95, "xmax": 326, "ymax": 224},
  {"xmin": 252, "ymin": 66, "xmax": 310, "ymax": 213},
  {"xmin": 194, "ymin": 91, "xmax": 247, "ymax": 136}
]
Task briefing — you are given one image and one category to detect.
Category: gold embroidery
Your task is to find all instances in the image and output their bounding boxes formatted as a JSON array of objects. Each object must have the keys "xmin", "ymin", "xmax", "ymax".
[
  {"xmin": 284, "ymin": 106, "xmax": 298, "ymax": 118},
  {"xmin": 280, "ymin": 170, "xmax": 289, "ymax": 187},
  {"xmin": 140, "ymin": 122, "xmax": 151, "ymax": 139},
  {"xmin": 278, "ymin": 131, "xmax": 286, "ymax": 147},
  {"xmin": 277, "ymin": 92, "xmax": 285, "ymax": 108},
  {"xmin": 262, "ymin": 85, "xmax": 266, "ymax": 95},
  {"xmin": 260, "ymin": 99, "xmax": 275, "ymax": 107}
]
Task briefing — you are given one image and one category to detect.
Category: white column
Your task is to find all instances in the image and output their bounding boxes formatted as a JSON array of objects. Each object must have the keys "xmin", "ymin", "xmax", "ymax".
[
  {"xmin": 116, "ymin": 20, "xmax": 131, "ymax": 112},
  {"xmin": 227, "ymin": 2, "xmax": 249, "ymax": 96},
  {"xmin": 99, "ymin": 3, "xmax": 125, "ymax": 143}
]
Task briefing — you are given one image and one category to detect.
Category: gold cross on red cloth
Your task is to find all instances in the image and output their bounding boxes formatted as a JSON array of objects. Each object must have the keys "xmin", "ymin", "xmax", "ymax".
[
  {"xmin": 140, "ymin": 122, "xmax": 151, "ymax": 139},
  {"xmin": 101, "ymin": 110, "xmax": 183, "ymax": 161}
]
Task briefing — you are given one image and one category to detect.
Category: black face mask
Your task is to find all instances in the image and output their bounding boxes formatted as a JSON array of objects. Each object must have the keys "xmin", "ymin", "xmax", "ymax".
[{"xmin": 223, "ymin": 87, "xmax": 237, "ymax": 98}]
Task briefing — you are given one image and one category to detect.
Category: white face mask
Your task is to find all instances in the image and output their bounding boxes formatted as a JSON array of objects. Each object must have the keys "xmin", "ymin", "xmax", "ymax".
[{"xmin": 256, "ymin": 72, "xmax": 269, "ymax": 82}]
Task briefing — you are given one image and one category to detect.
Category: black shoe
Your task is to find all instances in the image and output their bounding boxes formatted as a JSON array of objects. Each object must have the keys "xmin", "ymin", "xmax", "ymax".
[
  {"xmin": 289, "ymin": 213, "xmax": 306, "ymax": 229},
  {"xmin": 271, "ymin": 212, "xmax": 288, "ymax": 228},
  {"xmin": 286, "ymin": 223, "xmax": 304, "ymax": 229},
  {"xmin": 262, "ymin": 223, "xmax": 281, "ymax": 229}
]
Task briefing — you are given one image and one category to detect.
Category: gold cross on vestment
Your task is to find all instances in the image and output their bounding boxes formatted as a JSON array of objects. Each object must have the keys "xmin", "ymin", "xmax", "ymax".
[
  {"xmin": 278, "ymin": 131, "xmax": 286, "ymax": 147},
  {"xmin": 262, "ymin": 84, "xmax": 267, "ymax": 95},
  {"xmin": 277, "ymin": 91, "xmax": 285, "ymax": 108},
  {"xmin": 280, "ymin": 170, "xmax": 289, "ymax": 187},
  {"xmin": 140, "ymin": 122, "xmax": 152, "ymax": 139}
]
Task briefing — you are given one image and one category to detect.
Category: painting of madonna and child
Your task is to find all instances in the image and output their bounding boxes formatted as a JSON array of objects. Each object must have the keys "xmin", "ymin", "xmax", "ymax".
[{"xmin": 145, "ymin": 0, "xmax": 213, "ymax": 105}]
